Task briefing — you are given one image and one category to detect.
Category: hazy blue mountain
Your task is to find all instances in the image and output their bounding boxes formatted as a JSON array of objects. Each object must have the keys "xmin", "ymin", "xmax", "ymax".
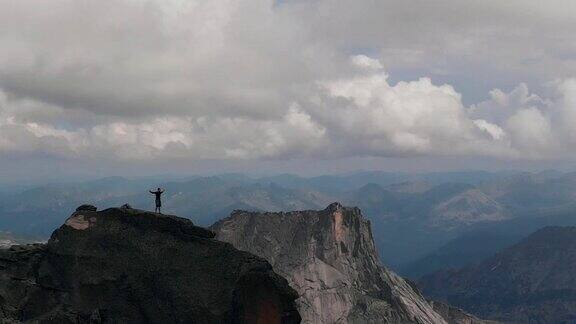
[
  {"xmin": 344, "ymin": 182, "xmax": 510, "ymax": 268},
  {"xmin": 360, "ymin": 171, "xmax": 576, "ymax": 269},
  {"xmin": 400, "ymin": 230, "xmax": 523, "ymax": 279},
  {"xmin": 0, "ymin": 175, "xmax": 333, "ymax": 236},
  {"xmin": 259, "ymin": 170, "xmax": 512, "ymax": 193},
  {"xmin": 0, "ymin": 231, "xmax": 40, "ymax": 248},
  {"xmin": 0, "ymin": 177, "xmax": 160, "ymax": 235},
  {"xmin": 402, "ymin": 205, "xmax": 576, "ymax": 279},
  {"xmin": 386, "ymin": 181, "xmax": 433, "ymax": 193},
  {"xmin": 4, "ymin": 169, "xmax": 576, "ymax": 277},
  {"xmin": 419, "ymin": 226, "xmax": 576, "ymax": 323},
  {"xmin": 161, "ymin": 181, "xmax": 334, "ymax": 225},
  {"xmin": 481, "ymin": 171, "xmax": 576, "ymax": 212}
]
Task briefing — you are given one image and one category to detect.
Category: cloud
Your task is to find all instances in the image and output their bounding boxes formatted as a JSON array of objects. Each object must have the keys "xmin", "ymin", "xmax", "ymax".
[
  {"xmin": 0, "ymin": 0, "xmax": 339, "ymax": 120},
  {"xmin": 0, "ymin": 89, "xmax": 328, "ymax": 161},
  {"xmin": 1, "ymin": 0, "xmax": 576, "ymax": 166},
  {"xmin": 473, "ymin": 120, "xmax": 505, "ymax": 141},
  {"xmin": 351, "ymin": 55, "xmax": 383, "ymax": 70},
  {"xmin": 309, "ymin": 68, "xmax": 514, "ymax": 158},
  {"xmin": 0, "ymin": 55, "xmax": 565, "ymax": 162},
  {"xmin": 469, "ymin": 79, "xmax": 576, "ymax": 159},
  {"xmin": 1, "ymin": 53, "xmax": 576, "ymax": 162},
  {"xmin": 505, "ymin": 107, "xmax": 555, "ymax": 157},
  {"xmin": 283, "ymin": 0, "xmax": 576, "ymax": 80}
]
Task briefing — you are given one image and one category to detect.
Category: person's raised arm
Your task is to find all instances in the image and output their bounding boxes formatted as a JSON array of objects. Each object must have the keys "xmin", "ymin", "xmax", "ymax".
[{"xmin": 149, "ymin": 190, "xmax": 154, "ymax": 194}]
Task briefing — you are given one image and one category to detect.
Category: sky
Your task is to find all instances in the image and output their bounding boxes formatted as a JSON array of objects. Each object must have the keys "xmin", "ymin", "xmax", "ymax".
[{"xmin": 3, "ymin": 0, "xmax": 576, "ymax": 183}]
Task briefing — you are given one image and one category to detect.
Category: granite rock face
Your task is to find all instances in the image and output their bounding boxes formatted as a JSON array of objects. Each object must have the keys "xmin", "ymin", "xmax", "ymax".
[
  {"xmin": 0, "ymin": 207, "xmax": 301, "ymax": 323},
  {"xmin": 211, "ymin": 202, "xmax": 449, "ymax": 324},
  {"xmin": 419, "ymin": 226, "xmax": 576, "ymax": 323}
]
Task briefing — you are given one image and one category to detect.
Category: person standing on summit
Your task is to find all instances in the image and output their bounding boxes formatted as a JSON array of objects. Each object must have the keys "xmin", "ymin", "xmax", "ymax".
[{"xmin": 149, "ymin": 188, "xmax": 164, "ymax": 213}]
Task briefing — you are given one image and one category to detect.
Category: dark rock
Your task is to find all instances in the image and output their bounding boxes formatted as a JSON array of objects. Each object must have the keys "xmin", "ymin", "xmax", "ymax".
[
  {"xmin": 120, "ymin": 203, "xmax": 132, "ymax": 210},
  {"xmin": 89, "ymin": 309, "xmax": 102, "ymax": 324},
  {"xmin": 0, "ymin": 208, "xmax": 300, "ymax": 323},
  {"xmin": 76, "ymin": 204, "xmax": 97, "ymax": 212}
]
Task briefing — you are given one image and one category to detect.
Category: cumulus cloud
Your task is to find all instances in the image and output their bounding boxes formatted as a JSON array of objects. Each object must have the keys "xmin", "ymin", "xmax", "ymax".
[
  {"xmin": 0, "ymin": 90, "xmax": 328, "ymax": 161},
  {"xmin": 469, "ymin": 79, "xmax": 576, "ymax": 159},
  {"xmin": 351, "ymin": 55, "xmax": 384, "ymax": 70},
  {"xmin": 312, "ymin": 73, "xmax": 490, "ymax": 156},
  {"xmin": 506, "ymin": 107, "xmax": 555, "ymax": 157},
  {"xmin": 2, "ymin": 0, "xmax": 576, "ymax": 167},
  {"xmin": 3, "ymin": 56, "xmax": 575, "ymax": 162}
]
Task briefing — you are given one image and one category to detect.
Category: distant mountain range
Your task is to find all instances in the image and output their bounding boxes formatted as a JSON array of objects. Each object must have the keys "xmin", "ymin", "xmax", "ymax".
[
  {"xmin": 3, "ymin": 170, "xmax": 576, "ymax": 276},
  {"xmin": 418, "ymin": 226, "xmax": 576, "ymax": 323},
  {"xmin": 402, "ymin": 205, "xmax": 576, "ymax": 279},
  {"xmin": 0, "ymin": 231, "xmax": 38, "ymax": 249}
]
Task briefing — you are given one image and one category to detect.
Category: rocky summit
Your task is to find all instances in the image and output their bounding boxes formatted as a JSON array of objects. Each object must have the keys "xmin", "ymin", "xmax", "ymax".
[
  {"xmin": 212, "ymin": 202, "xmax": 482, "ymax": 324},
  {"xmin": 0, "ymin": 207, "xmax": 301, "ymax": 323}
]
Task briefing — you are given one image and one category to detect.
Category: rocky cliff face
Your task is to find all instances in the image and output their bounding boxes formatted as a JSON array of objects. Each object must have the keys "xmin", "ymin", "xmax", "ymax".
[
  {"xmin": 212, "ymin": 202, "xmax": 454, "ymax": 324},
  {"xmin": 0, "ymin": 206, "xmax": 301, "ymax": 323},
  {"xmin": 419, "ymin": 226, "xmax": 576, "ymax": 323}
]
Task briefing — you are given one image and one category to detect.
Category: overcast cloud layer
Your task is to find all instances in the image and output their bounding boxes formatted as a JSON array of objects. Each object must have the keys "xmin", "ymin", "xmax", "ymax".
[{"xmin": 3, "ymin": 0, "xmax": 576, "ymax": 170}]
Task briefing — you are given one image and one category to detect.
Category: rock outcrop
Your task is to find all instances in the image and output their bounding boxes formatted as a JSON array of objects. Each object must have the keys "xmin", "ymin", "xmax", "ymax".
[
  {"xmin": 0, "ymin": 207, "xmax": 301, "ymax": 323},
  {"xmin": 76, "ymin": 204, "xmax": 97, "ymax": 212},
  {"xmin": 211, "ymin": 202, "xmax": 449, "ymax": 324},
  {"xmin": 419, "ymin": 226, "xmax": 576, "ymax": 323}
]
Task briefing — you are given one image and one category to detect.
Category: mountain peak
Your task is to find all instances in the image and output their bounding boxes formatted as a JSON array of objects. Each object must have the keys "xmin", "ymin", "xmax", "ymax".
[
  {"xmin": 212, "ymin": 204, "xmax": 449, "ymax": 324},
  {"xmin": 324, "ymin": 201, "xmax": 344, "ymax": 212},
  {"xmin": 0, "ymin": 206, "xmax": 301, "ymax": 323}
]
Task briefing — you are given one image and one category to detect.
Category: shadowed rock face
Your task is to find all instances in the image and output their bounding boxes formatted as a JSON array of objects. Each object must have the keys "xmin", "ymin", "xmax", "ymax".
[
  {"xmin": 211, "ymin": 202, "xmax": 450, "ymax": 324},
  {"xmin": 0, "ymin": 207, "xmax": 301, "ymax": 324}
]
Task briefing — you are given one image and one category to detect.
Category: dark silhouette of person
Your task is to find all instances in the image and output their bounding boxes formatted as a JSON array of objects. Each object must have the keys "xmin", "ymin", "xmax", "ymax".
[{"xmin": 149, "ymin": 188, "xmax": 164, "ymax": 213}]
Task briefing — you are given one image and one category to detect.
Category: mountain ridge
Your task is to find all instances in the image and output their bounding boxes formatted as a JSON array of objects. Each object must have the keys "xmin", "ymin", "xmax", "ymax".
[{"xmin": 419, "ymin": 226, "xmax": 576, "ymax": 323}]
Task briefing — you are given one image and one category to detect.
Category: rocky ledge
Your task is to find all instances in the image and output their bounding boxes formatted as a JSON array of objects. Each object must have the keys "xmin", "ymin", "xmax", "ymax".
[{"xmin": 0, "ymin": 206, "xmax": 301, "ymax": 323}]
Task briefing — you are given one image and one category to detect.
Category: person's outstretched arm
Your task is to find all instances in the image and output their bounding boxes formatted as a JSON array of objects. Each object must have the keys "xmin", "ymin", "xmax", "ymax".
[{"xmin": 149, "ymin": 190, "xmax": 154, "ymax": 194}]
